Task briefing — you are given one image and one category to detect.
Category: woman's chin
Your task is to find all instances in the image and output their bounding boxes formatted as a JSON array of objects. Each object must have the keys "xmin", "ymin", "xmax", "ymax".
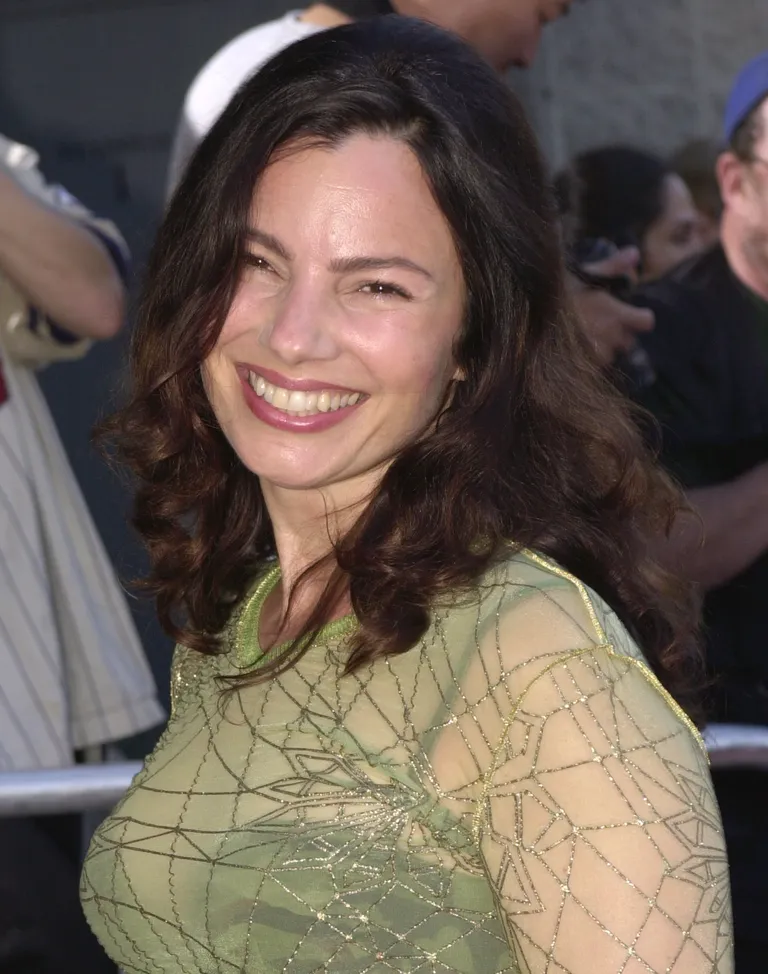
[
  {"xmin": 237, "ymin": 456, "xmax": 345, "ymax": 493},
  {"xmin": 237, "ymin": 449, "xmax": 390, "ymax": 498}
]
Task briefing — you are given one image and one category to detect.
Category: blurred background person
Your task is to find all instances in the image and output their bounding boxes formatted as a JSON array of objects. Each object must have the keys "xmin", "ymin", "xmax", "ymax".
[
  {"xmin": 557, "ymin": 145, "xmax": 707, "ymax": 283},
  {"xmin": 563, "ymin": 242, "xmax": 655, "ymax": 369},
  {"xmin": 167, "ymin": 0, "xmax": 574, "ymax": 191},
  {"xmin": 671, "ymin": 137, "xmax": 725, "ymax": 249},
  {"xmin": 555, "ymin": 143, "xmax": 706, "ymax": 381},
  {"xmin": 0, "ymin": 131, "xmax": 163, "ymax": 973},
  {"xmin": 630, "ymin": 52, "xmax": 768, "ymax": 974}
]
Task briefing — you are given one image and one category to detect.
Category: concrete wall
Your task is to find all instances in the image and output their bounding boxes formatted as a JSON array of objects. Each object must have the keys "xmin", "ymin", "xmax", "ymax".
[
  {"xmin": 0, "ymin": 0, "xmax": 766, "ymax": 739},
  {"xmin": 514, "ymin": 0, "xmax": 768, "ymax": 167}
]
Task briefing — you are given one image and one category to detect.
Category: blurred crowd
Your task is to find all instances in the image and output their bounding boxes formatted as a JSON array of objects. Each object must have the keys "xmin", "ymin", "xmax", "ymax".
[{"xmin": 1, "ymin": 1, "xmax": 767, "ymax": 972}]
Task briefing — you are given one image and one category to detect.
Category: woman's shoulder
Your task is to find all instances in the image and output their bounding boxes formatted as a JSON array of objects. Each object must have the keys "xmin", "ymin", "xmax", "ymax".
[
  {"xmin": 475, "ymin": 548, "xmax": 607, "ymax": 640},
  {"xmin": 469, "ymin": 548, "xmax": 704, "ymax": 749},
  {"xmin": 481, "ymin": 546, "xmax": 586, "ymax": 594},
  {"xmin": 476, "ymin": 548, "xmax": 686, "ymax": 693},
  {"xmin": 464, "ymin": 549, "xmax": 607, "ymax": 682},
  {"xmin": 478, "ymin": 547, "xmax": 644, "ymax": 661}
]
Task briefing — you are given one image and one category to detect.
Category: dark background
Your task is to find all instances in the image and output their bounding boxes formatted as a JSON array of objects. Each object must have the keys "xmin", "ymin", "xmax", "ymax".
[{"xmin": 0, "ymin": 0, "xmax": 303, "ymax": 738}]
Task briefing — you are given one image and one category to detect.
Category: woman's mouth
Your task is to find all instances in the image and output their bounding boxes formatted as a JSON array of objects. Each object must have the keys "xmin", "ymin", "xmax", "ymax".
[{"xmin": 246, "ymin": 370, "xmax": 364, "ymax": 417}]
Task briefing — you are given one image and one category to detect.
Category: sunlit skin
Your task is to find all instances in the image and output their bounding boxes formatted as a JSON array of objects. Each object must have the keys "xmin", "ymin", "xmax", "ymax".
[
  {"xmin": 641, "ymin": 173, "xmax": 705, "ymax": 281},
  {"xmin": 504, "ymin": 0, "xmax": 575, "ymax": 67},
  {"xmin": 392, "ymin": 0, "xmax": 574, "ymax": 70},
  {"xmin": 203, "ymin": 135, "xmax": 465, "ymax": 630}
]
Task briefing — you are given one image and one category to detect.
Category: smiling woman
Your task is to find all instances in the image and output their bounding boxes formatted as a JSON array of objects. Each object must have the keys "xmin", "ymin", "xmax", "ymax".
[
  {"xmin": 203, "ymin": 133, "xmax": 463, "ymax": 495},
  {"xmin": 82, "ymin": 15, "xmax": 732, "ymax": 974}
]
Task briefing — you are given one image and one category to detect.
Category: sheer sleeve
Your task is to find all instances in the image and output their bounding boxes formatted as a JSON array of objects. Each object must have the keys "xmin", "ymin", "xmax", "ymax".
[{"xmin": 472, "ymin": 574, "xmax": 733, "ymax": 974}]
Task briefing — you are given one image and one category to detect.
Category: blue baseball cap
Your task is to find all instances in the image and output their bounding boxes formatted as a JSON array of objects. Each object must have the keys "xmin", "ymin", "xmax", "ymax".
[{"xmin": 724, "ymin": 52, "xmax": 768, "ymax": 145}]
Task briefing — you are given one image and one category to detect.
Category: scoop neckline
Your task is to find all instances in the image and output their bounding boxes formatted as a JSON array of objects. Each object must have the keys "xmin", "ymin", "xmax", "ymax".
[{"xmin": 233, "ymin": 563, "xmax": 357, "ymax": 669}]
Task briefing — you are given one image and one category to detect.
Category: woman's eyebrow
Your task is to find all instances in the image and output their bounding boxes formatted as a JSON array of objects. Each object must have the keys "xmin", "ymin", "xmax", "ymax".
[
  {"xmin": 244, "ymin": 232, "xmax": 432, "ymax": 280},
  {"xmin": 245, "ymin": 227, "xmax": 293, "ymax": 261},
  {"xmin": 329, "ymin": 255, "xmax": 434, "ymax": 280}
]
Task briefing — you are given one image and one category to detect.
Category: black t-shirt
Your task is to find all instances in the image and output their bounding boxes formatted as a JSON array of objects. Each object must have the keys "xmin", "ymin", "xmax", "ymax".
[{"xmin": 633, "ymin": 244, "xmax": 768, "ymax": 724}]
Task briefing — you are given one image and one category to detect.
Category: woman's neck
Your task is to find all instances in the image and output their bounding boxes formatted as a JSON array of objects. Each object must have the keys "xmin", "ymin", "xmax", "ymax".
[
  {"xmin": 257, "ymin": 476, "xmax": 371, "ymax": 644},
  {"xmin": 260, "ymin": 472, "xmax": 378, "ymax": 608}
]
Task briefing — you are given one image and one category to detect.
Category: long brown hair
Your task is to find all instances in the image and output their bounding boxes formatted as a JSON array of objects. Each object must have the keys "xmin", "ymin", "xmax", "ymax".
[{"xmin": 103, "ymin": 17, "xmax": 703, "ymax": 717}]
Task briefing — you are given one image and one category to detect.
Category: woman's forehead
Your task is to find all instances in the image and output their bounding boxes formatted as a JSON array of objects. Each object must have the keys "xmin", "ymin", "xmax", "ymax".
[{"xmin": 249, "ymin": 134, "xmax": 460, "ymax": 269}]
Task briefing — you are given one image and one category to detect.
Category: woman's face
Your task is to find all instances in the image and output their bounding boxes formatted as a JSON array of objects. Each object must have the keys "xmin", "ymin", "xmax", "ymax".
[
  {"xmin": 203, "ymin": 134, "xmax": 465, "ymax": 500},
  {"xmin": 641, "ymin": 173, "xmax": 705, "ymax": 280}
]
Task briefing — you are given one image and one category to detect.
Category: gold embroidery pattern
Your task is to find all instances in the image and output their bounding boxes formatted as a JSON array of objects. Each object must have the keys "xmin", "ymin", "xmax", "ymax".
[{"xmin": 81, "ymin": 552, "xmax": 733, "ymax": 973}]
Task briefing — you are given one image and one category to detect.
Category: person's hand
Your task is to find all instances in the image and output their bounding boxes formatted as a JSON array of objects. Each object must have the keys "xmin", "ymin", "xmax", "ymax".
[
  {"xmin": 569, "ymin": 247, "xmax": 654, "ymax": 366},
  {"xmin": 583, "ymin": 245, "xmax": 641, "ymax": 285}
]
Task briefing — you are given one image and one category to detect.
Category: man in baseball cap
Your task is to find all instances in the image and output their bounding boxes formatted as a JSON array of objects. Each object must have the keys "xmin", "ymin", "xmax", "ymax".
[
  {"xmin": 631, "ymin": 53, "xmax": 768, "ymax": 972},
  {"xmin": 723, "ymin": 51, "xmax": 768, "ymax": 147},
  {"xmin": 719, "ymin": 51, "xmax": 768, "ymax": 299}
]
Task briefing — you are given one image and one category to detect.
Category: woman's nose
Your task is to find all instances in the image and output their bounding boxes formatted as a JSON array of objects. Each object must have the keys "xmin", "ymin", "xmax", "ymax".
[{"xmin": 263, "ymin": 282, "xmax": 339, "ymax": 365}]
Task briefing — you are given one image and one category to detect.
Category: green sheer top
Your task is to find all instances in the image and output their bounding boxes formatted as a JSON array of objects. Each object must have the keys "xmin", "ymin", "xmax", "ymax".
[{"xmin": 81, "ymin": 551, "xmax": 733, "ymax": 973}]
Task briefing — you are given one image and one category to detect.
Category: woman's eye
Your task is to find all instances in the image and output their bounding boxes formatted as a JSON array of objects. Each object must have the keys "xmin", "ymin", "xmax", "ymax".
[
  {"xmin": 359, "ymin": 280, "xmax": 411, "ymax": 299},
  {"xmin": 242, "ymin": 253, "xmax": 274, "ymax": 273}
]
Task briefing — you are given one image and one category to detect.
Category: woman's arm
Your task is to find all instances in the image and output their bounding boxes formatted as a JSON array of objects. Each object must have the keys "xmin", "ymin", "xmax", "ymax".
[{"xmin": 474, "ymin": 585, "xmax": 732, "ymax": 973}]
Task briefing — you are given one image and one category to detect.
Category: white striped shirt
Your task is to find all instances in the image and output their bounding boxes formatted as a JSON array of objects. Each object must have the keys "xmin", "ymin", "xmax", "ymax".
[{"xmin": 0, "ymin": 134, "xmax": 164, "ymax": 771}]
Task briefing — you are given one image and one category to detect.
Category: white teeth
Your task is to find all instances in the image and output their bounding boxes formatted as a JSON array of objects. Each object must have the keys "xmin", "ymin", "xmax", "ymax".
[
  {"xmin": 246, "ymin": 371, "xmax": 363, "ymax": 417},
  {"xmin": 272, "ymin": 387, "xmax": 290, "ymax": 409},
  {"xmin": 287, "ymin": 390, "xmax": 306, "ymax": 412},
  {"xmin": 317, "ymin": 392, "xmax": 331, "ymax": 413}
]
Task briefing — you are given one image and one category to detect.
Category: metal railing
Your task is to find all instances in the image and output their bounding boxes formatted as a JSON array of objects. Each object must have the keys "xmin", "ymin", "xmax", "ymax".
[
  {"xmin": 1, "ymin": 723, "xmax": 768, "ymax": 817},
  {"xmin": 703, "ymin": 722, "xmax": 768, "ymax": 770},
  {"xmin": 0, "ymin": 761, "xmax": 142, "ymax": 817}
]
